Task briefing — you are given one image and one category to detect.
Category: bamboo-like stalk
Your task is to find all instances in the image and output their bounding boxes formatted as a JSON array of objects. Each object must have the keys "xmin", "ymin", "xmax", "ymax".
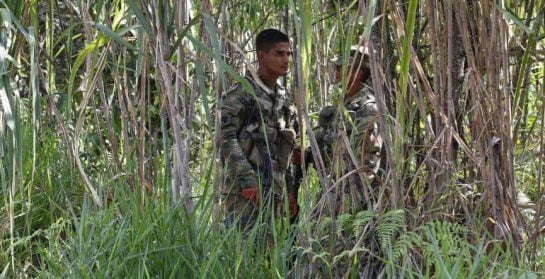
[
  {"xmin": 532, "ymin": 45, "xmax": 545, "ymax": 260},
  {"xmin": 148, "ymin": 0, "xmax": 184, "ymax": 207},
  {"xmin": 290, "ymin": 0, "xmax": 330, "ymax": 211},
  {"xmin": 387, "ymin": 0, "xmax": 419, "ymax": 208},
  {"xmin": 211, "ymin": 0, "xmax": 229, "ymax": 226},
  {"xmin": 3, "ymin": 0, "xmax": 545, "ymax": 275},
  {"xmin": 0, "ymin": 8, "xmax": 19, "ymax": 265},
  {"xmin": 454, "ymin": 0, "xmax": 524, "ymax": 252},
  {"xmin": 177, "ymin": 0, "xmax": 195, "ymax": 213},
  {"xmin": 97, "ymin": 79, "xmax": 121, "ymax": 170},
  {"xmin": 138, "ymin": 51, "xmax": 148, "ymax": 203}
]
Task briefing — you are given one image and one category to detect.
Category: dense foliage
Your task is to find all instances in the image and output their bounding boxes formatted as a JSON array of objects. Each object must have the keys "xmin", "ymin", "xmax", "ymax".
[{"xmin": 1, "ymin": 0, "xmax": 544, "ymax": 277}]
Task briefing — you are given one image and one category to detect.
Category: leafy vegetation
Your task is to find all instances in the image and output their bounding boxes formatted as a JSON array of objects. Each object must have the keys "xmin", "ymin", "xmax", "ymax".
[{"xmin": 1, "ymin": 0, "xmax": 544, "ymax": 277}]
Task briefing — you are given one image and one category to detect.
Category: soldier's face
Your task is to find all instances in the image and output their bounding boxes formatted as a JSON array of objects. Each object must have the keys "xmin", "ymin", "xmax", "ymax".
[
  {"xmin": 335, "ymin": 65, "xmax": 363, "ymax": 85},
  {"xmin": 258, "ymin": 42, "xmax": 292, "ymax": 78},
  {"xmin": 335, "ymin": 65, "xmax": 366, "ymax": 97}
]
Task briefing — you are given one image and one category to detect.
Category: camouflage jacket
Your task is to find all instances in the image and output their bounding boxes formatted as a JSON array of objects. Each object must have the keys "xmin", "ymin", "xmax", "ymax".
[
  {"xmin": 220, "ymin": 73, "xmax": 297, "ymax": 195},
  {"xmin": 316, "ymin": 84, "xmax": 381, "ymax": 174},
  {"xmin": 311, "ymin": 84, "xmax": 382, "ymax": 214}
]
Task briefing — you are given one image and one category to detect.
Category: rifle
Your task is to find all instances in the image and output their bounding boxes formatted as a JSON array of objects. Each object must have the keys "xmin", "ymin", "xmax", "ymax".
[{"xmin": 290, "ymin": 146, "xmax": 314, "ymax": 224}]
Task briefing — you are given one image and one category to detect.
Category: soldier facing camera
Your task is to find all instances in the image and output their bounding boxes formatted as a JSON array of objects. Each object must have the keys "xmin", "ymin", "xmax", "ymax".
[{"xmin": 220, "ymin": 28, "xmax": 299, "ymax": 231}]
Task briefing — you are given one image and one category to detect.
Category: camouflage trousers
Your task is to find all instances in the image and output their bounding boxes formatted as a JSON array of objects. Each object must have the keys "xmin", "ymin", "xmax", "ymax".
[
  {"xmin": 335, "ymin": 172, "xmax": 376, "ymax": 214},
  {"xmin": 313, "ymin": 152, "xmax": 378, "ymax": 217},
  {"xmin": 222, "ymin": 165, "xmax": 288, "ymax": 231}
]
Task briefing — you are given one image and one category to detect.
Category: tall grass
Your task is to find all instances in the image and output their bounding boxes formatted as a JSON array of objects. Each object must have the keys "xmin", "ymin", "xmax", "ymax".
[{"xmin": 1, "ymin": 0, "xmax": 544, "ymax": 277}]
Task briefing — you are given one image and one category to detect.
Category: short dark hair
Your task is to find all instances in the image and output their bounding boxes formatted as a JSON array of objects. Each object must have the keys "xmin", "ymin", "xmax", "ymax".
[{"xmin": 256, "ymin": 29, "xmax": 289, "ymax": 52}]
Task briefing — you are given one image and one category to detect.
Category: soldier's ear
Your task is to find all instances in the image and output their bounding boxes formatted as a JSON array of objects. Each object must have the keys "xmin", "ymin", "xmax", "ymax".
[
  {"xmin": 358, "ymin": 67, "xmax": 371, "ymax": 82},
  {"xmin": 257, "ymin": 50, "xmax": 265, "ymax": 62}
]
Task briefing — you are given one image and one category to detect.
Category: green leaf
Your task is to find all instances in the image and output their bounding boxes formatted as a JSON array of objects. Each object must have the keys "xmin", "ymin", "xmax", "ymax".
[
  {"xmin": 67, "ymin": 35, "xmax": 109, "ymax": 119},
  {"xmin": 0, "ymin": 86, "xmax": 13, "ymax": 130},
  {"xmin": 497, "ymin": 5, "xmax": 532, "ymax": 34},
  {"xmin": 126, "ymin": 0, "xmax": 154, "ymax": 38},
  {"xmin": 95, "ymin": 23, "xmax": 139, "ymax": 53}
]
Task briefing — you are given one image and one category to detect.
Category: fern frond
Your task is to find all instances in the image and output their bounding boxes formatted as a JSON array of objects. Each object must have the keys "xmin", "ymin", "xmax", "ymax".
[
  {"xmin": 312, "ymin": 251, "xmax": 331, "ymax": 264},
  {"xmin": 352, "ymin": 210, "xmax": 375, "ymax": 238},
  {"xmin": 414, "ymin": 220, "xmax": 471, "ymax": 260},
  {"xmin": 318, "ymin": 216, "xmax": 333, "ymax": 234},
  {"xmin": 332, "ymin": 249, "xmax": 351, "ymax": 264},
  {"xmin": 337, "ymin": 213, "xmax": 353, "ymax": 236},
  {"xmin": 376, "ymin": 209, "xmax": 405, "ymax": 252},
  {"xmin": 333, "ymin": 246, "xmax": 366, "ymax": 264},
  {"xmin": 392, "ymin": 231, "xmax": 420, "ymax": 262}
]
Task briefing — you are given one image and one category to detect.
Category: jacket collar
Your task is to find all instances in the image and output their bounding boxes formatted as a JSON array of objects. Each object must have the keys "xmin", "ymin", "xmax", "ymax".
[{"xmin": 245, "ymin": 71, "xmax": 283, "ymax": 95}]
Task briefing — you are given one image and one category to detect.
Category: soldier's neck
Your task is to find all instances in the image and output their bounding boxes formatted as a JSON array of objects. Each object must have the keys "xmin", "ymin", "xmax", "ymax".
[
  {"xmin": 257, "ymin": 69, "xmax": 278, "ymax": 90},
  {"xmin": 345, "ymin": 82, "xmax": 364, "ymax": 100}
]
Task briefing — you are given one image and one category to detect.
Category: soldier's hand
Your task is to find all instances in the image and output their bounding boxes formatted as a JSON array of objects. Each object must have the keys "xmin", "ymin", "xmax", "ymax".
[
  {"xmin": 291, "ymin": 147, "xmax": 302, "ymax": 166},
  {"xmin": 241, "ymin": 187, "xmax": 260, "ymax": 204},
  {"xmin": 288, "ymin": 193, "xmax": 299, "ymax": 218}
]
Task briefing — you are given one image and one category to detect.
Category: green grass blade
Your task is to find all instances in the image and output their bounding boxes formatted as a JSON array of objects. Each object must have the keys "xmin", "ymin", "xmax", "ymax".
[
  {"xmin": 125, "ymin": 0, "xmax": 154, "ymax": 39},
  {"xmin": 67, "ymin": 35, "xmax": 108, "ymax": 120},
  {"xmin": 95, "ymin": 23, "xmax": 140, "ymax": 53}
]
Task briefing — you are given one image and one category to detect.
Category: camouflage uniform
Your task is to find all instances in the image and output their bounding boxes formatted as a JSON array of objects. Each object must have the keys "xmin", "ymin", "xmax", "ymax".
[
  {"xmin": 315, "ymin": 84, "xmax": 381, "ymax": 214},
  {"xmin": 220, "ymin": 73, "xmax": 297, "ymax": 229}
]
